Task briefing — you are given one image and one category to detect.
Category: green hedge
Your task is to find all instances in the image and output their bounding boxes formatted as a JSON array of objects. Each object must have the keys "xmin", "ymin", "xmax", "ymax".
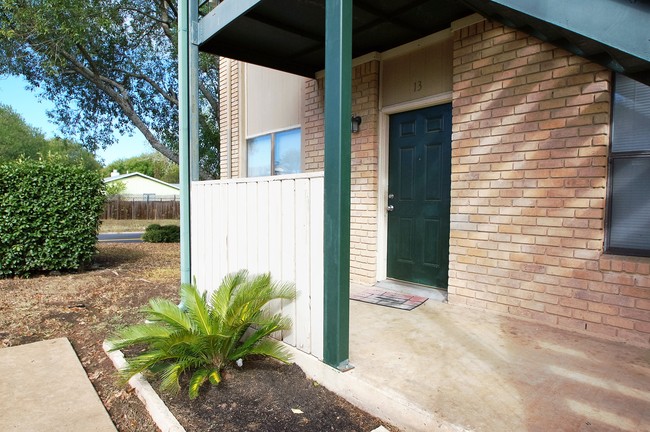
[
  {"xmin": 142, "ymin": 224, "xmax": 180, "ymax": 243},
  {"xmin": 0, "ymin": 158, "xmax": 105, "ymax": 277}
]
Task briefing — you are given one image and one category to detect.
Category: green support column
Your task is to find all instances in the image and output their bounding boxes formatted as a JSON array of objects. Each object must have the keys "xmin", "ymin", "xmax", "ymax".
[
  {"xmin": 323, "ymin": 0, "xmax": 352, "ymax": 369},
  {"xmin": 178, "ymin": 0, "xmax": 191, "ymax": 285}
]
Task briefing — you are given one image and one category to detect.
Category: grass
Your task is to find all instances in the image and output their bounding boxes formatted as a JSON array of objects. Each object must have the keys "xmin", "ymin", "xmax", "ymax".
[{"xmin": 100, "ymin": 219, "xmax": 180, "ymax": 233}]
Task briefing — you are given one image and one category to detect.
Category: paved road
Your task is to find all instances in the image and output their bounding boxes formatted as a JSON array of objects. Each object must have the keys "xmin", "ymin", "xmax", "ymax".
[{"xmin": 97, "ymin": 232, "xmax": 143, "ymax": 243}]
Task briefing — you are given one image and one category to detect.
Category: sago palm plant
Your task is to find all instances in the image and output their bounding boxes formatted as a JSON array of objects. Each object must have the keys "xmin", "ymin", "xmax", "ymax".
[{"xmin": 108, "ymin": 270, "xmax": 296, "ymax": 399}]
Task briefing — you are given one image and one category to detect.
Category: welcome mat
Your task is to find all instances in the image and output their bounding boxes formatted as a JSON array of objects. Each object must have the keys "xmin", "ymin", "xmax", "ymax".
[{"xmin": 350, "ymin": 288, "xmax": 427, "ymax": 311}]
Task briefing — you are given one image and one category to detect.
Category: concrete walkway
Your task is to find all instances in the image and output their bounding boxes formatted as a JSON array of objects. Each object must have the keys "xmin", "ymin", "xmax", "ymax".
[
  {"xmin": 0, "ymin": 338, "xmax": 117, "ymax": 432},
  {"xmin": 292, "ymin": 284, "xmax": 650, "ymax": 432}
]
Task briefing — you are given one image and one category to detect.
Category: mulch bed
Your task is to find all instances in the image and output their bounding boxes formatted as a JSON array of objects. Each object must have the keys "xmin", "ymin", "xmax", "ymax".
[
  {"xmin": 0, "ymin": 243, "xmax": 394, "ymax": 432},
  {"xmin": 160, "ymin": 358, "xmax": 386, "ymax": 432}
]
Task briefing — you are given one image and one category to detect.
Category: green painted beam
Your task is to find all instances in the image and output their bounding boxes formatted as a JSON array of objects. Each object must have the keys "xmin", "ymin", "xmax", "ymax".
[
  {"xmin": 178, "ymin": 0, "xmax": 191, "ymax": 286},
  {"xmin": 323, "ymin": 0, "xmax": 352, "ymax": 370},
  {"xmin": 197, "ymin": 0, "xmax": 262, "ymax": 45},
  {"xmin": 491, "ymin": 0, "xmax": 650, "ymax": 62}
]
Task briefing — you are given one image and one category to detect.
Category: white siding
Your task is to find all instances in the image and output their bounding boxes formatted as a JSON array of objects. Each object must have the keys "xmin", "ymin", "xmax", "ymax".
[
  {"xmin": 190, "ymin": 172, "xmax": 324, "ymax": 359},
  {"xmin": 109, "ymin": 175, "xmax": 180, "ymax": 197}
]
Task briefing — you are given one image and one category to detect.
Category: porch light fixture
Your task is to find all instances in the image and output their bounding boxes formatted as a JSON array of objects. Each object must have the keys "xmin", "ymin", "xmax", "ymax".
[{"xmin": 351, "ymin": 115, "xmax": 362, "ymax": 133}]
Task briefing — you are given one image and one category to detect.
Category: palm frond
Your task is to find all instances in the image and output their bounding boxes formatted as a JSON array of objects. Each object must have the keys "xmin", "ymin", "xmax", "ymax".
[
  {"xmin": 232, "ymin": 314, "xmax": 292, "ymax": 358},
  {"xmin": 188, "ymin": 368, "xmax": 210, "ymax": 399},
  {"xmin": 239, "ymin": 338, "xmax": 293, "ymax": 364},
  {"xmin": 108, "ymin": 324, "xmax": 173, "ymax": 351},
  {"xmin": 158, "ymin": 362, "xmax": 184, "ymax": 395},
  {"xmin": 224, "ymin": 273, "xmax": 295, "ymax": 329},
  {"xmin": 118, "ymin": 349, "xmax": 170, "ymax": 383},
  {"xmin": 143, "ymin": 298, "xmax": 194, "ymax": 332},
  {"xmin": 210, "ymin": 269, "xmax": 249, "ymax": 320},
  {"xmin": 208, "ymin": 369, "xmax": 221, "ymax": 385},
  {"xmin": 180, "ymin": 283, "xmax": 213, "ymax": 335}
]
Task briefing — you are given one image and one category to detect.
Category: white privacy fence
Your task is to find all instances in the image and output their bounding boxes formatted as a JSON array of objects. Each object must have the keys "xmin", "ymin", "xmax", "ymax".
[{"xmin": 190, "ymin": 172, "xmax": 324, "ymax": 359}]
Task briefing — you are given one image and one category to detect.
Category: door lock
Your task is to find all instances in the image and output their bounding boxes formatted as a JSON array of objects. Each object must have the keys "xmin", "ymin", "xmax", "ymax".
[{"xmin": 388, "ymin": 193, "xmax": 394, "ymax": 199}]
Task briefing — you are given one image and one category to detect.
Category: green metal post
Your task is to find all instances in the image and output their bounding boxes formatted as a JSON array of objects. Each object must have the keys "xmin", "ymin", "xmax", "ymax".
[
  {"xmin": 323, "ymin": 0, "xmax": 352, "ymax": 369},
  {"xmin": 178, "ymin": 0, "xmax": 191, "ymax": 285},
  {"xmin": 189, "ymin": 0, "xmax": 200, "ymax": 181}
]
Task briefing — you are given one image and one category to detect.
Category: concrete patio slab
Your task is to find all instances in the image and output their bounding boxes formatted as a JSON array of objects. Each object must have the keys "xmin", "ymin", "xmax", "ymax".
[
  {"xmin": 292, "ymin": 284, "xmax": 650, "ymax": 432},
  {"xmin": 0, "ymin": 338, "xmax": 116, "ymax": 432}
]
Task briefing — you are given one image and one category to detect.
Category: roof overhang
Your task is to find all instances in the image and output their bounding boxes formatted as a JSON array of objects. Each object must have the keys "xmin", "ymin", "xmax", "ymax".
[{"xmin": 198, "ymin": 0, "xmax": 650, "ymax": 84}]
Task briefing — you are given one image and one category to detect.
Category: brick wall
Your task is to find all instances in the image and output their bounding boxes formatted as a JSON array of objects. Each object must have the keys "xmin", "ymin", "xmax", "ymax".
[
  {"xmin": 302, "ymin": 61, "xmax": 381, "ymax": 283},
  {"xmin": 219, "ymin": 58, "xmax": 241, "ymax": 178},
  {"xmin": 449, "ymin": 20, "xmax": 650, "ymax": 346}
]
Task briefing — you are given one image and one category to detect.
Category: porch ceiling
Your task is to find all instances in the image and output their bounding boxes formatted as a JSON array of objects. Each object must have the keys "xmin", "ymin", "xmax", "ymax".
[
  {"xmin": 198, "ymin": 0, "xmax": 650, "ymax": 84},
  {"xmin": 198, "ymin": 0, "xmax": 472, "ymax": 77}
]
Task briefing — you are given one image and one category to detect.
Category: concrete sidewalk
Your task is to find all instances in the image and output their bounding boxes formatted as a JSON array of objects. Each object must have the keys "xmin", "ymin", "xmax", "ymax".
[{"xmin": 0, "ymin": 338, "xmax": 116, "ymax": 432}]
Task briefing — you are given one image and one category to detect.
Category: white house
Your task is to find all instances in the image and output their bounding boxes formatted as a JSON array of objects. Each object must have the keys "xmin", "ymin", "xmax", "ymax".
[{"xmin": 104, "ymin": 170, "xmax": 180, "ymax": 201}]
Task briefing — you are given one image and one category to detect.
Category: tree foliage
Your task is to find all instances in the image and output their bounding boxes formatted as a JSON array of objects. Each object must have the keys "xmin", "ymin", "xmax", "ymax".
[
  {"xmin": 102, "ymin": 152, "xmax": 179, "ymax": 183},
  {"xmin": 105, "ymin": 180, "xmax": 126, "ymax": 196},
  {"xmin": 0, "ymin": 157, "xmax": 105, "ymax": 277},
  {"xmin": 0, "ymin": 104, "xmax": 101, "ymax": 170},
  {"xmin": 0, "ymin": 0, "xmax": 220, "ymax": 179}
]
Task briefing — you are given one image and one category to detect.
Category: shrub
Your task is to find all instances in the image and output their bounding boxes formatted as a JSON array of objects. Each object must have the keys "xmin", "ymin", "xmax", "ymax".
[
  {"xmin": 108, "ymin": 270, "xmax": 296, "ymax": 399},
  {"xmin": 0, "ymin": 157, "xmax": 105, "ymax": 277},
  {"xmin": 142, "ymin": 224, "xmax": 180, "ymax": 243}
]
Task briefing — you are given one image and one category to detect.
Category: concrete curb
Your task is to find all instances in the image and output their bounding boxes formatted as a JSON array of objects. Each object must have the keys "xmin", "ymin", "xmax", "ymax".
[{"xmin": 102, "ymin": 342, "xmax": 186, "ymax": 432}]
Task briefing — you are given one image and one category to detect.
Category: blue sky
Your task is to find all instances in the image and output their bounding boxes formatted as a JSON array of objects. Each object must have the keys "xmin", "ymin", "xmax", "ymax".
[{"xmin": 0, "ymin": 75, "xmax": 153, "ymax": 165}]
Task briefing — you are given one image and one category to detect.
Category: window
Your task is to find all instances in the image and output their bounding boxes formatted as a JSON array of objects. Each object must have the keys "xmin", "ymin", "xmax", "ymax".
[
  {"xmin": 247, "ymin": 128, "xmax": 301, "ymax": 177},
  {"xmin": 606, "ymin": 74, "xmax": 650, "ymax": 256}
]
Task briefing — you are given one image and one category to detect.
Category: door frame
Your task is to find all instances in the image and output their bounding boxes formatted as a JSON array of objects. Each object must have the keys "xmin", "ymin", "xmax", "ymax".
[{"xmin": 376, "ymin": 91, "xmax": 453, "ymax": 283}]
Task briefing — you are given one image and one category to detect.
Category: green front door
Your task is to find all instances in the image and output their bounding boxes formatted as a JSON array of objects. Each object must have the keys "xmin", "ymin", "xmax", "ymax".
[{"xmin": 387, "ymin": 104, "xmax": 452, "ymax": 288}]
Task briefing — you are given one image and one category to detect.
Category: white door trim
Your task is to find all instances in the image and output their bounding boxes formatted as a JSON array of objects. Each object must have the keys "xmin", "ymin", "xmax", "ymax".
[{"xmin": 375, "ymin": 92, "xmax": 453, "ymax": 282}]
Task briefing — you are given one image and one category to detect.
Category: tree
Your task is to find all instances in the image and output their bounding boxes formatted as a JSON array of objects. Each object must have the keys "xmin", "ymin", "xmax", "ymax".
[
  {"xmin": 105, "ymin": 180, "xmax": 126, "ymax": 197},
  {"xmin": 102, "ymin": 152, "xmax": 179, "ymax": 183},
  {"xmin": 0, "ymin": 0, "xmax": 220, "ymax": 179},
  {"xmin": 0, "ymin": 104, "xmax": 49, "ymax": 161},
  {"xmin": 0, "ymin": 104, "xmax": 101, "ymax": 170}
]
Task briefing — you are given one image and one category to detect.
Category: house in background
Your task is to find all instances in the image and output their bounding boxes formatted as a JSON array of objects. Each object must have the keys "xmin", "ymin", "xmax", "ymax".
[
  {"xmin": 104, "ymin": 170, "xmax": 180, "ymax": 201},
  {"xmin": 183, "ymin": 0, "xmax": 650, "ymax": 371}
]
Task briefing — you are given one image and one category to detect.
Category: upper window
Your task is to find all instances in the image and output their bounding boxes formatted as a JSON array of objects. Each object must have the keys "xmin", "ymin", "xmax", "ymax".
[
  {"xmin": 607, "ymin": 74, "xmax": 650, "ymax": 256},
  {"xmin": 247, "ymin": 128, "xmax": 302, "ymax": 177}
]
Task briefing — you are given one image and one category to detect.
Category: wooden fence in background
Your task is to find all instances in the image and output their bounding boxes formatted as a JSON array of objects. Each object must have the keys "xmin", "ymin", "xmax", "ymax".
[{"xmin": 103, "ymin": 197, "xmax": 180, "ymax": 220}]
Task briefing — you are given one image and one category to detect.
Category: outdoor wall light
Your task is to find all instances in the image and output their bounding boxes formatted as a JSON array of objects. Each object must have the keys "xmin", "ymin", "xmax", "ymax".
[{"xmin": 351, "ymin": 115, "xmax": 362, "ymax": 133}]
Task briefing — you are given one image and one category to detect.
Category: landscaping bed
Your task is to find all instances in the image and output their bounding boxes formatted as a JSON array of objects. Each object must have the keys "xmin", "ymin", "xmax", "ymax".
[{"xmin": 0, "ymin": 243, "xmax": 391, "ymax": 431}]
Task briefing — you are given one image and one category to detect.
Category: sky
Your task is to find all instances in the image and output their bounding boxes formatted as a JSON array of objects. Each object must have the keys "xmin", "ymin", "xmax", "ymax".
[{"xmin": 0, "ymin": 75, "xmax": 153, "ymax": 166}]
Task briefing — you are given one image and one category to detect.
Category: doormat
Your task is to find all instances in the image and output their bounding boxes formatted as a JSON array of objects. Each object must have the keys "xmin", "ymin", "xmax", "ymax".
[{"xmin": 350, "ymin": 289, "xmax": 427, "ymax": 311}]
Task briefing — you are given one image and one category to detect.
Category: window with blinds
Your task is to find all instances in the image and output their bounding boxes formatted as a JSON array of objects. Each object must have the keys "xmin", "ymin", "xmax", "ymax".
[{"xmin": 607, "ymin": 74, "xmax": 650, "ymax": 256}]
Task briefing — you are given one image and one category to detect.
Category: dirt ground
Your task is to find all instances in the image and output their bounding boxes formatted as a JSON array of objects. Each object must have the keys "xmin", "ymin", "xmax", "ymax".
[{"xmin": 0, "ymin": 243, "xmax": 391, "ymax": 432}]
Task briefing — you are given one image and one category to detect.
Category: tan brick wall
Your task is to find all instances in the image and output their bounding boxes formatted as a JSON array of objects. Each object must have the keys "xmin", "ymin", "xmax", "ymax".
[
  {"xmin": 302, "ymin": 61, "xmax": 381, "ymax": 283},
  {"xmin": 219, "ymin": 58, "xmax": 241, "ymax": 178},
  {"xmin": 303, "ymin": 77, "xmax": 325, "ymax": 172},
  {"xmin": 450, "ymin": 20, "xmax": 650, "ymax": 347}
]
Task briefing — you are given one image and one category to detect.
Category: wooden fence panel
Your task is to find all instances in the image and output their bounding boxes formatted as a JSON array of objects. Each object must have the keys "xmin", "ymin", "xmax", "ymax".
[
  {"xmin": 190, "ymin": 172, "xmax": 325, "ymax": 359},
  {"xmin": 103, "ymin": 198, "xmax": 180, "ymax": 220}
]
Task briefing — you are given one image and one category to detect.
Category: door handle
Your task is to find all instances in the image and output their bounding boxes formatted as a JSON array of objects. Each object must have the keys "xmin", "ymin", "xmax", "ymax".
[{"xmin": 387, "ymin": 205, "xmax": 394, "ymax": 212}]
